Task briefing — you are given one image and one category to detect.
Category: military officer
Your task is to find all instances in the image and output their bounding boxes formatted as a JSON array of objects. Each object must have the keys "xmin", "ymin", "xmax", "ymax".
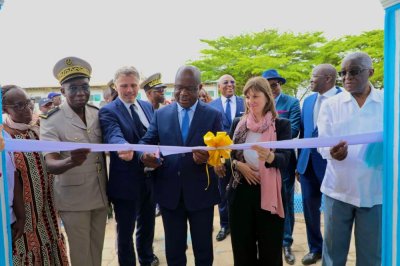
[
  {"xmin": 141, "ymin": 72, "xmax": 168, "ymax": 110},
  {"xmin": 40, "ymin": 56, "xmax": 108, "ymax": 266}
]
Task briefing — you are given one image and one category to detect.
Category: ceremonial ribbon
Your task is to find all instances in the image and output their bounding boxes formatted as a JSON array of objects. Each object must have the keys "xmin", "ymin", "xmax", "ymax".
[
  {"xmin": 203, "ymin": 131, "xmax": 233, "ymax": 190},
  {"xmin": 4, "ymin": 131, "xmax": 383, "ymax": 154}
]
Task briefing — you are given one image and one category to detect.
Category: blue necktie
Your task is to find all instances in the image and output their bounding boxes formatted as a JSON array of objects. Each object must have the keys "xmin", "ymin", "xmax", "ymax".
[
  {"xmin": 130, "ymin": 104, "xmax": 145, "ymax": 137},
  {"xmin": 181, "ymin": 108, "xmax": 190, "ymax": 143},
  {"xmin": 225, "ymin": 98, "xmax": 232, "ymax": 125}
]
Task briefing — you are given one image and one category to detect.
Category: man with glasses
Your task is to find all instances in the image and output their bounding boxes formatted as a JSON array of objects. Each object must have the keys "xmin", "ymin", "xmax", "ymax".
[
  {"xmin": 262, "ymin": 69, "xmax": 300, "ymax": 265},
  {"xmin": 318, "ymin": 52, "xmax": 383, "ymax": 265},
  {"xmin": 209, "ymin": 74, "xmax": 244, "ymax": 242},
  {"xmin": 140, "ymin": 65, "xmax": 223, "ymax": 265},
  {"xmin": 297, "ymin": 64, "xmax": 341, "ymax": 265},
  {"xmin": 99, "ymin": 66, "xmax": 159, "ymax": 266},
  {"xmin": 40, "ymin": 57, "xmax": 108, "ymax": 266}
]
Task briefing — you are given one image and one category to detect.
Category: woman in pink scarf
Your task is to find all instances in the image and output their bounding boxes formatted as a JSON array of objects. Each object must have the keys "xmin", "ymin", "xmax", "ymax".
[{"xmin": 215, "ymin": 77, "xmax": 291, "ymax": 265}]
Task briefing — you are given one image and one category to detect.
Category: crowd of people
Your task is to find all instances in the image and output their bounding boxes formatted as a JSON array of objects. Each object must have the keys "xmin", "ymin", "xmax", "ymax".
[{"xmin": 1, "ymin": 51, "xmax": 383, "ymax": 266}]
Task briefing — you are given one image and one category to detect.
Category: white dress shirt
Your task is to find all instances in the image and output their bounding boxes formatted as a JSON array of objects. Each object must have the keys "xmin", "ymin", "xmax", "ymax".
[
  {"xmin": 119, "ymin": 97, "xmax": 150, "ymax": 128},
  {"xmin": 221, "ymin": 95, "xmax": 237, "ymax": 121},
  {"xmin": 313, "ymin": 86, "xmax": 338, "ymax": 127},
  {"xmin": 317, "ymin": 86, "xmax": 384, "ymax": 207}
]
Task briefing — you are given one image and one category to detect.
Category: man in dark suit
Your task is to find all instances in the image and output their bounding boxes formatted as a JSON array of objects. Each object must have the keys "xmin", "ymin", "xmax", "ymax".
[
  {"xmin": 99, "ymin": 66, "xmax": 159, "ymax": 266},
  {"xmin": 262, "ymin": 69, "xmax": 301, "ymax": 265},
  {"xmin": 209, "ymin": 74, "xmax": 244, "ymax": 241},
  {"xmin": 140, "ymin": 65, "xmax": 223, "ymax": 266},
  {"xmin": 297, "ymin": 64, "xmax": 341, "ymax": 265}
]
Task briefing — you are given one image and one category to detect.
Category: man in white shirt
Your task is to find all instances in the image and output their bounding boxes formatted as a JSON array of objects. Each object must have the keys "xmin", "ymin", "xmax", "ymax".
[{"xmin": 317, "ymin": 52, "xmax": 383, "ymax": 266}]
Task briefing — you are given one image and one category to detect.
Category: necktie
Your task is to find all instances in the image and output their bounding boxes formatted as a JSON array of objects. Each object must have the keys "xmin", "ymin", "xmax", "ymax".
[
  {"xmin": 225, "ymin": 98, "xmax": 232, "ymax": 125},
  {"xmin": 130, "ymin": 104, "xmax": 146, "ymax": 137},
  {"xmin": 313, "ymin": 95, "xmax": 323, "ymax": 128},
  {"xmin": 181, "ymin": 108, "xmax": 190, "ymax": 143}
]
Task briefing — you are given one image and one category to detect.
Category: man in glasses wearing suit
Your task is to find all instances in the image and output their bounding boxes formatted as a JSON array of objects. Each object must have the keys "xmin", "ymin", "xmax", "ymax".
[{"xmin": 209, "ymin": 74, "xmax": 245, "ymax": 242}]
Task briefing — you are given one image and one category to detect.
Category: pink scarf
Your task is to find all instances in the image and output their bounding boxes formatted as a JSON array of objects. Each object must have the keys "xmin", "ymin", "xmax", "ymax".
[{"xmin": 245, "ymin": 112, "xmax": 284, "ymax": 218}]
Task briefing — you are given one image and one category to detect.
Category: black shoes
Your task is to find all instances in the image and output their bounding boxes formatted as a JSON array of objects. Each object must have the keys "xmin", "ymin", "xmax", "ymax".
[
  {"xmin": 283, "ymin": 246, "xmax": 296, "ymax": 265},
  {"xmin": 216, "ymin": 227, "xmax": 230, "ymax": 241},
  {"xmin": 301, "ymin": 252, "xmax": 322, "ymax": 265}
]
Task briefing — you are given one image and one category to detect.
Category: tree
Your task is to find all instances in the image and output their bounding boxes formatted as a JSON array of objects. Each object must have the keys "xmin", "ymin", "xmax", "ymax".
[{"xmin": 189, "ymin": 29, "xmax": 384, "ymax": 96}]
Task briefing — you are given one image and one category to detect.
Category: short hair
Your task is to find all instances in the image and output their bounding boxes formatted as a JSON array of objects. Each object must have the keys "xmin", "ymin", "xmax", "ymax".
[
  {"xmin": 217, "ymin": 74, "xmax": 235, "ymax": 86},
  {"xmin": 242, "ymin": 77, "xmax": 277, "ymax": 118},
  {"xmin": 175, "ymin": 65, "xmax": 201, "ymax": 85},
  {"xmin": 2, "ymin": 84, "xmax": 22, "ymax": 103},
  {"xmin": 343, "ymin": 52, "xmax": 373, "ymax": 69},
  {"xmin": 114, "ymin": 66, "xmax": 140, "ymax": 82}
]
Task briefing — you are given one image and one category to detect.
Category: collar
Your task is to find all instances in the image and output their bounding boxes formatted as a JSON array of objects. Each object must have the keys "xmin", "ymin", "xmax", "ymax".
[
  {"xmin": 221, "ymin": 95, "xmax": 236, "ymax": 104},
  {"xmin": 274, "ymin": 93, "xmax": 282, "ymax": 103},
  {"xmin": 319, "ymin": 86, "xmax": 338, "ymax": 98},
  {"xmin": 342, "ymin": 83, "xmax": 381, "ymax": 103},
  {"xmin": 119, "ymin": 96, "xmax": 139, "ymax": 109},
  {"xmin": 177, "ymin": 100, "xmax": 199, "ymax": 112}
]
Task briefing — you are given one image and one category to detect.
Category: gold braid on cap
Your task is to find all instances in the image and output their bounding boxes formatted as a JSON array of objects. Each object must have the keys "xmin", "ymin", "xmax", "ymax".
[
  {"xmin": 57, "ymin": 66, "xmax": 91, "ymax": 83},
  {"xmin": 148, "ymin": 78, "xmax": 162, "ymax": 88}
]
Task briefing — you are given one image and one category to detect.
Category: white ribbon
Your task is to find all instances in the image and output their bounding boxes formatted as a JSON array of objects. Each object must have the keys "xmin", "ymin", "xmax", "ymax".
[{"xmin": 4, "ymin": 131, "xmax": 383, "ymax": 156}]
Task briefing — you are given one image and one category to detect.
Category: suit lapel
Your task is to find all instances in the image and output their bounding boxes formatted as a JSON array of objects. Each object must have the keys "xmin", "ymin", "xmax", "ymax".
[
  {"xmin": 171, "ymin": 103, "xmax": 184, "ymax": 146},
  {"xmin": 116, "ymin": 98, "xmax": 141, "ymax": 139},
  {"xmin": 137, "ymin": 100, "xmax": 151, "ymax": 124}
]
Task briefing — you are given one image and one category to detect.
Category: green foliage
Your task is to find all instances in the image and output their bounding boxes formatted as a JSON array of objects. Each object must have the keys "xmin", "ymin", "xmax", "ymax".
[{"xmin": 189, "ymin": 29, "xmax": 384, "ymax": 96}]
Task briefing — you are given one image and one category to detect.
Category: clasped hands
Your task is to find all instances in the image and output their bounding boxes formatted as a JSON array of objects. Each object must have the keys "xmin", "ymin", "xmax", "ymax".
[{"xmin": 141, "ymin": 149, "xmax": 209, "ymax": 168}]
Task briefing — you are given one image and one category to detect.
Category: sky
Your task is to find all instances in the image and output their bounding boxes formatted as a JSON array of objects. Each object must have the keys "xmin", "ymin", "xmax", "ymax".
[{"xmin": 0, "ymin": 0, "xmax": 385, "ymax": 87}]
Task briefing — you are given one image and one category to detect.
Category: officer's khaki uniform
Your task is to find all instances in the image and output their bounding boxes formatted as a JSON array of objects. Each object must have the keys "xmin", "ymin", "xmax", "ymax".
[{"xmin": 40, "ymin": 102, "xmax": 108, "ymax": 266}]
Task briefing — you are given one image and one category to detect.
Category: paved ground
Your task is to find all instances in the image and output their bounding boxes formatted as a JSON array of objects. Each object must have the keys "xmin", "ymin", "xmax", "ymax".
[{"xmin": 96, "ymin": 207, "xmax": 356, "ymax": 266}]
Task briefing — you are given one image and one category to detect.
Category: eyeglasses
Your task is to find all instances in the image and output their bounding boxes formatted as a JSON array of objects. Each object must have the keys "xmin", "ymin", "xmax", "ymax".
[
  {"xmin": 65, "ymin": 84, "xmax": 90, "ymax": 94},
  {"xmin": 269, "ymin": 82, "xmax": 281, "ymax": 89},
  {"xmin": 152, "ymin": 87, "xmax": 165, "ymax": 93},
  {"xmin": 174, "ymin": 85, "xmax": 198, "ymax": 93},
  {"xmin": 222, "ymin": 80, "xmax": 235, "ymax": 85},
  {"xmin": 4, "ymin": 99, "xmax": 34, "ymax": 111},
  {"xmin": 338, "ymin": 69, "xmax": 369, "ymax": 78}
]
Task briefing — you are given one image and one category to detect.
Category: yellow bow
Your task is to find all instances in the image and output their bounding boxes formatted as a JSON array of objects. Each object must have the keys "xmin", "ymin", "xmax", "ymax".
[{"xmin": 202, "ymin": 131, "xmax": 233, "ymax": 190}]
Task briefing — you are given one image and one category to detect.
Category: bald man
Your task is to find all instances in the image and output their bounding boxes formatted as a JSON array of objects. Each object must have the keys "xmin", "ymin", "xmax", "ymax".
[
  {"xmin": 296, "ymin": 64, "xmax": 342, "ymax": 265},
  {"xmin": 140, "ymin": 66, "xmax": 223, "ymax": 265},
  {"xmin": 209, "ymin": 74, "xmax": 245, "ymax": 242}
]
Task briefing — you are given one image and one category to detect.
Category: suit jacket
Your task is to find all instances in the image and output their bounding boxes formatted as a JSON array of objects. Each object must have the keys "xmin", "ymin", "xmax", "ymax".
[
  {"xmin": 139, "ymin": 101, "xmax": 223, "ymax": 211},
  {"xmin": 40, "ymin": 103, "xmax": 108, "ymax": 211},
  {"xmin": 209, "ymin": 96, "xmax": 245, "ymax": 132},
  {"xmin": 275, "ymin": 93, "xmax": 301, "ymax": 139},
  {"xmin": 99, "ymin": 97, "xmax": 154, "ymax": 201},
  {"xmin": 297, "ymin": 87, "xmax": 342, "ymax": 176}
]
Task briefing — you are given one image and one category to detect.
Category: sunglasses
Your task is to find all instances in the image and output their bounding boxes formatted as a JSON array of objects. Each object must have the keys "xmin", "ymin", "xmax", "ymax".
[
  {"xmin": 152, "ymin": 87, "xmax": 165, "ymax": 93},
  {"xmin": 338, "ymin": 69, "xmax": 369, "ymax": 78},
  {"xmin": 4, "ymin": 99, "xmax": 34, "ymax": 111},
  {"xmin": 269, "ymin": 82, "xmax": 281, "ymax": 89},
  {"xmin": 222, "ymin": 80, "xmax": 235, "ymax": 85}
]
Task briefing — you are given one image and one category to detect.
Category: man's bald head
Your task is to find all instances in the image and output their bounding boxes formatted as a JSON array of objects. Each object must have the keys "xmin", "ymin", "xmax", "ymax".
[{"xmin": 310, "ymin": 64, "xmax": 337, "ymax": 94}]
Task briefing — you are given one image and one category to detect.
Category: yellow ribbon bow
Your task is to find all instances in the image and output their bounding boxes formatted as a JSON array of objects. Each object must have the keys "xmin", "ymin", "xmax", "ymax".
[{"xmin": 202, "ymin": 131, "xmax": 233, "ymax": 190}]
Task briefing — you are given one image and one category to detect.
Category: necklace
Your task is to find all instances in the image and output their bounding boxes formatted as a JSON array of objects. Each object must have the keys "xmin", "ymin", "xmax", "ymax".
[{"xmin": 12, "ymin": 128, "xmax": 30, "ymax": 138}]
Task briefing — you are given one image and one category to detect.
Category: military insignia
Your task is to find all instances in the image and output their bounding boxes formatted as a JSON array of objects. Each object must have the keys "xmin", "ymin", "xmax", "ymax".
[
  {"xmin": 39, "ymin": 106, "xmax": 60, "ymax": 119},
  {"xmin": 66, "ymin": 58, "xmax": 73, "ymax": 65}
]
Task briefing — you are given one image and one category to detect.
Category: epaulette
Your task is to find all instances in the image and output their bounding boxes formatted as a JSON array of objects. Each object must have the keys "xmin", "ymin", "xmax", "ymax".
[
  {"xmin": 87, "ymin": 103, "xmax": 99, "ymax": 110},
  {"xmin": 39, "ymin": 106, "xmax": 60, "ymax": 119}
]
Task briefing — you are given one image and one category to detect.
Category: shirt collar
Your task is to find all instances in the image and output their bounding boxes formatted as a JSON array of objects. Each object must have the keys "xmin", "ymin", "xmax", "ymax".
[
  {"xmin": 342, "ymin": 83, "xmax": 381, "ymax": 103},
  {"xmin": 221, "ymin": 95, "xmax": 236, "ymax": 104},
  {"xmin": 320, "ymin": 86, "xmax": 338, "ymax": 98},
  {"xmin": 274, "ymin": 93, "xmax": 282, "ymax": 103},
  {"xmin": 177, "ymin": 100, "xmax": 199, "ymax": 112},
  {"xmin": 119, "ymin": 97, "xmax": 138, "ymax": 109}
]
